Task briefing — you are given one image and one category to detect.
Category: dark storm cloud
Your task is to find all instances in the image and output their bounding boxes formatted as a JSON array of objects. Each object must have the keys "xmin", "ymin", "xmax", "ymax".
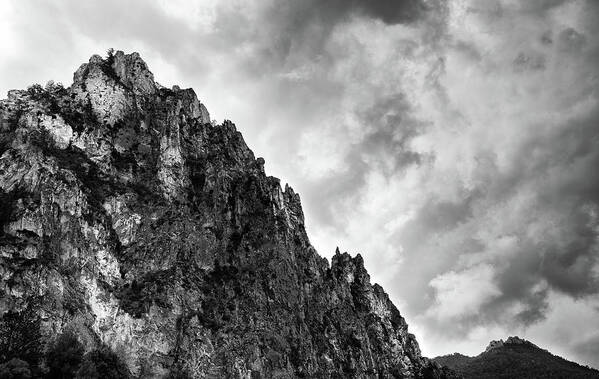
[
  {"xmin": 489, "ymin": 247, "xmax": 551, "ymax": 325},
  {"xmin": 40, "ymin": 0, "xmax": 429, "ymax": 81},
  {"xmin": 301, "ymin": 92, "xmax": 427, "ymax": 230},
  {"xmin": 357, "ymin": 93, "xmax": 424, "ymax": 172},
  {"xmin": 409, "ymin": 102, "xmax": 599, "ymax": 328},
  {"xmin": 511, "ymin": 106, "xmax": 599, "ymax": 298},
  {"xmin": 386, "ymin": 4, "xmax": 599, "ymax": 358},
  {"xmin": 232, "ymin": 0, "xmax": 429, "ymax": 76},
  {"xmin": 303, "ymin": 0, "xmax": 427, "ymax": 25},
  {"xmin": 515, "ymin": 0, "xmax": 570, "ymax": 13},
  {"xmin": 3, "ymin": 0, "xmax": 599, "ymax": 367},
  {"xmin": 407, "ymin": 195, "xmax": 477, "ymax": 234},
  {"xmin": 286, "ymin": 1, "xmax": 599, "ymax": 338}
]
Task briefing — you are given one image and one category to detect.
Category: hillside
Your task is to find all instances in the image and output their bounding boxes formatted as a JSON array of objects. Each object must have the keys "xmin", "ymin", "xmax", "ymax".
[
  {"xmin": 0, "ymin": 51, "xmax": 455, "ymax": 378},
  {"xmin": 433, "ymin": 336, "xmax": 599, "ymax": 379}
]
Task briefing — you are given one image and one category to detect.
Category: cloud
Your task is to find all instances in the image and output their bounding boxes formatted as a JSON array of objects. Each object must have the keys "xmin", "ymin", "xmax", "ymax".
[
  {"xmin": 1, "ymin": 0, "xmax": 599, "ymax": 369},
  {"xmin": 526, "ymin": 293, "xmax": 599, "ymax": 368},
  {"xmin": 390, "ymin": 0, "xmax": 599, "ymax": 365},
  {"xmin": 573, "ymin": 334, "xmax": 599, "ymax": 369},
  {"xmin": 428, "ymin": 264, "xmax": 501, "ymax": 321},
  {"xmin": 305, "ymin": 0, "xmax": 427, "ymax": 25}
]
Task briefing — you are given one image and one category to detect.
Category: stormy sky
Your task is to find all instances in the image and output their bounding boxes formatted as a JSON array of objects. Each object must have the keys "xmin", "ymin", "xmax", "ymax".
[{"xmin": 2, "ymin": 0, "xmax": 599, "ymax": 368}]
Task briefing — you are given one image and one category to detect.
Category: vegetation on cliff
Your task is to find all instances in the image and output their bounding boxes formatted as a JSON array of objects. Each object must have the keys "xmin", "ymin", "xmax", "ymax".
[{"xmin": 0, "ymin": 51, "xmax": 453, "ymax": 378}]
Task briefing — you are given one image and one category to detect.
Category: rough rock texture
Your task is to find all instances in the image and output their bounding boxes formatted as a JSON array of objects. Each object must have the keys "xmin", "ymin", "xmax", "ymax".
[
  {"xmin": 484, "ymin": 336, "xmax": 535, "ymax": 353},
  {"xmin": 0, "ymin": 51, "xmax": 453, "ymax": 378},
  {"xmin": 434, "ymin": 336, "xmax": 599, "ymax": 379}
]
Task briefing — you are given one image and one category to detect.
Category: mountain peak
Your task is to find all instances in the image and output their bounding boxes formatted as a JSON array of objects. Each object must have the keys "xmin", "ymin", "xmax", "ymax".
[
  {"xmin": 434, "ymin": 337, "xmax": 599, "ymax": 378},
  {"xmin": 110, "ymin": 50, "xmax": 157, "ymax": 95},
  {"xmin": 71, "ymin": 51, "xmax": 210, "ymax": 128},
  {"xmin": 77, "ymin": 50, "xmax": 157, "ymax": 96},
  {"xmin": 485, "ymin": 336, "xmax": 538, "ymax": 352},
  {"xmin": 505, "ymin": 335, "xmax": 536, "ymax": 346},
  {"xmin": 0, "ymin": 51, "xmax": 451, "ymax": 378}
]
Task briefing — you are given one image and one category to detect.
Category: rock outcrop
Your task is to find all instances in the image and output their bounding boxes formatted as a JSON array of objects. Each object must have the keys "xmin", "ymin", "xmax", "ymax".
[
  {"xmin": 484, "ymin": 336, "xmax": 538, "ymax": 353},
  {"xmin": 0, "ymin": 51, "xmax": 452, "ymax": 378}
]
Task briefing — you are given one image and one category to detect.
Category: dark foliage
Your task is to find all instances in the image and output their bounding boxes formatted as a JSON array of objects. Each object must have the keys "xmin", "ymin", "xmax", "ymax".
[
  {"xmin": 115, "ymin": 272, "xmax": 172, "ymax": 318},
  {"xmin": 46, "ymin": 332, "xmax": 84, "ymax": 379},
  {"xmin": 27, "ymin": 83, "xmax": 69, "ymax": 119},
  {"xmin": 435, "ymin": 343, "xmax": 599, "ymax": 379},
  {"xmin": 100, "ymin": 49, "xmax": 119, "ymax": 82},
  {"xmin": 164, "ymin": 367, "xmax": 192, "ymax": 379},
  {"xmin": 25, "ymin": 82, "xmax": 92, "ymax": 135},
  {"xmin": 129, "ymin": 181, "xmax": 163, "ymax": 205},
  {"xmin": 111, "ymin": 149, "xmax": 139, "ymax": 173},
  {"xmin": 0, "ymin": 302, "xmax": 42, "ymax": 367},
  {"xmin": 0, "ymin": 130, "xmax": 14, "ymax": 156},
  {"xmin": 0, "ymin": 358, "xmax": 31, "ymax": 379},
  {"xmin": 41, "ymin": 145, "xmax": 128, "ymax": 224},
  {"xmin": 28, "ymin": 127, "xmax": 56, "ymax": 152},
  {"xmin": 75, "ymin": 347, "xmax": 130, "ymax": 379},
  {"xmin": 0, "ymin": 189, "xmax": 14, "ymax": 230}
]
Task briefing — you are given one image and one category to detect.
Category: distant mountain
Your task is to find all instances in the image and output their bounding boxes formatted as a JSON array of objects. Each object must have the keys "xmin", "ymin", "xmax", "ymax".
[{"xmin": 433, "ymin": 336, "xmax": 599, "ymax": 379}]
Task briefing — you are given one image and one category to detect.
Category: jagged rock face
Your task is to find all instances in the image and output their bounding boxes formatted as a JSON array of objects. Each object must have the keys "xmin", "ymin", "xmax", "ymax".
[
  {"xmin": 484, "ymin": 336, "xmax": 537, "ymax": 353},
  {"xmin": 0, "ymin": 51, "xmax": 450, "ymax": 378}
]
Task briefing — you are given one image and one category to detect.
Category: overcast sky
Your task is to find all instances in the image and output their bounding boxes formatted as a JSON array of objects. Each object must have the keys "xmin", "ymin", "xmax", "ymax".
[{"xmin": 2, "ymin": 0, "xmax": 598, "ymax": 368}]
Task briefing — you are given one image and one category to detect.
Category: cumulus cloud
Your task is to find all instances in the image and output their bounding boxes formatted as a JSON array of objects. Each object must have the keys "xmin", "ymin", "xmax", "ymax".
[
  {"xmin": 1, "ymin": 0, "xmax": 598, "ymax": 369},
  {"xmin": 392, "ymin": 0, "xmax": 599, "ymax": 365},
  {"xmin": 428, "ymin": 264, "xmax": 501, "ymax": 320}
]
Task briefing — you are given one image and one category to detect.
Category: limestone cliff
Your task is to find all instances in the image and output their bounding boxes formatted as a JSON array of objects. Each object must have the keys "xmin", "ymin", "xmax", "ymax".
[{"xmin": 0, "ymin": 51, "xmax": 453, "ymax": 378}]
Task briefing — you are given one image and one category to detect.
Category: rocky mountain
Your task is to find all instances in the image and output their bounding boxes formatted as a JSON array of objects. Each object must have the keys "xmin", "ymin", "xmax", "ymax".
[
  {"xmin": 0, "ymin": 51, "xmax": 455, "ymax": 378},
  {"xmin": 433, "ymin": 336, "xmax": 599, "ymax": 379}
]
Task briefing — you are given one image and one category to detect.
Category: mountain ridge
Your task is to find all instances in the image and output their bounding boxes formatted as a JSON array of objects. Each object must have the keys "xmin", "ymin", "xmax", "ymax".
[
  {"xmin": 0, "ymin": 50, "xmax": 454, "ymax": 378},
  {"xmin": 433, "ymin": 336, "xmax": 599, "ymax": 379}
]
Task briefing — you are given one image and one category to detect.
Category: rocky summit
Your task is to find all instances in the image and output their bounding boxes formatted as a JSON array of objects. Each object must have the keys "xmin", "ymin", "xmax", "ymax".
[
  {"xmin": 433, "ymin": 336, "xmax": 599, "ymax": 379},
  {"xmin": 0, "ymin": 51, "xmax": 454, "ymax": 378}
]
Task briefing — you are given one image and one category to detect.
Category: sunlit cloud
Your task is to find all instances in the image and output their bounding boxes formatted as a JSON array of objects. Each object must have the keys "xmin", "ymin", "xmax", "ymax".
[{"xmin": 1, "ymin": 0, "xmax": 598, "ymax": 368}]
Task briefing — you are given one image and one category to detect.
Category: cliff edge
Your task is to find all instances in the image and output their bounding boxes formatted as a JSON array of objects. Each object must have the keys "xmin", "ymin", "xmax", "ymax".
[{"xmin": 0, "ymin": 51, "xmax": 452, "ymax": 378}]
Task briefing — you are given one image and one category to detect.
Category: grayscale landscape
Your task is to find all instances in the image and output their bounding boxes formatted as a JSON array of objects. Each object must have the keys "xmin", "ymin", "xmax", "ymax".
[{"xmin": 1, "ymin": 1, "xmax": 598, "ymax": 378}]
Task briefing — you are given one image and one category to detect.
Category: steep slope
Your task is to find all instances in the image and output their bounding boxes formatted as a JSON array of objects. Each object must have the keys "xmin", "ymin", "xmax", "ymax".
[
  {"xmin": 433, "ymin": 336, "xmax": 599, "ymax": 379},
  {"xmin": 0, "ymin": 51, "xmax": 453, "ymax": 378}
]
